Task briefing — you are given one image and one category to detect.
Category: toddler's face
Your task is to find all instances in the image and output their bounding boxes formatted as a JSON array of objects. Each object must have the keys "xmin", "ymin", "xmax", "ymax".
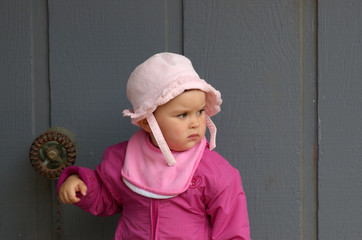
[{"xmin": 151, "ymin": 90, "xmax": 207, "ymax": 151}]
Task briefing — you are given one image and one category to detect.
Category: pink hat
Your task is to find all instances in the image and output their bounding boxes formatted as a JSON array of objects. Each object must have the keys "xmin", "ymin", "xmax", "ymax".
[{"xmin": 123, "ymin": 52, "xmax": 222, "ymax": 166}]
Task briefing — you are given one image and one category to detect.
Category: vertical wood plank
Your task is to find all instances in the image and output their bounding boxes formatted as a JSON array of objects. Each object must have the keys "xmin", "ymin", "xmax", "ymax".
[
  {"xmin": 184, "ymin": 0, "xmax": 317, "ymax": 239},
  {"xmin": 48, "ymin": 0, "xmax": 183, "ymax": 239},
  {"xmin": 166, "ymin": 0, "xmax": 184, "ymax": 53},
  {"xmin": 299, "ymin": 1, "xmax": 318, "ymax": 239},
  {"xmin": 318, "ymin": 1, "xmax": 362, "ymax": 239},
  {"xmin": 31, "ymin": 0, "xmax": 54, "ymax": 239},
  {"xmin": 0, "ymin": 0, "xmax": 41, "ymax": 239}
]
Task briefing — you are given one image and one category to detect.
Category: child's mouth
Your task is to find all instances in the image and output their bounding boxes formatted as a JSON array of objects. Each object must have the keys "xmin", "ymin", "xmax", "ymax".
[{"xmin": 188, "ymin": 134, "xmax": 199, "ymax": 140}]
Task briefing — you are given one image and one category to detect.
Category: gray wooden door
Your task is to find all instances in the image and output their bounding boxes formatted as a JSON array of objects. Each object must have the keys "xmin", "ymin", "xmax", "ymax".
[{"xmin": 1, "ymin": 0, "xmax": 362, "ymax": 239}]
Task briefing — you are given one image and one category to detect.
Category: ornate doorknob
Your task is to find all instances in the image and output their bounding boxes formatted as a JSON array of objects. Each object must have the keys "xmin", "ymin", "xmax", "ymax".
[{"xmin": 29, "ymin": 127, "xmax": 77, "ymax": 179}]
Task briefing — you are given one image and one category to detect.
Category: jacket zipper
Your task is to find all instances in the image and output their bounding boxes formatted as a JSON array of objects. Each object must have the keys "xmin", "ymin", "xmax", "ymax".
[{"xmin": 151, "ymin": 199, "xmax": 159, "ymax": 240}]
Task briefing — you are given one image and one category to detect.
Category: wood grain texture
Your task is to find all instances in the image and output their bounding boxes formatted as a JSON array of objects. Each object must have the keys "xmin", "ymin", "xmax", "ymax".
[
  {"xmin": 318, "ymin": 1, "xmax": 362, "ymax": 239},
  {"xmin": 31, "ymin": 0, "xmax": 54, "ymax": 238},
  {"xmin": 184, "ymin": 0, "xmax": 317, "ymax": 239},
  {"xmin": 0, "ymin": 0, "xmax": 44, "ymax": 239}
]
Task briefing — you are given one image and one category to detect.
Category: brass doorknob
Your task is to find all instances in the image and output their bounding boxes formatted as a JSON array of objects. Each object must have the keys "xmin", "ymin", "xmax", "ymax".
[{"xmin": 29, "ymin": 127, "xmax": 77, "ymax": 179}]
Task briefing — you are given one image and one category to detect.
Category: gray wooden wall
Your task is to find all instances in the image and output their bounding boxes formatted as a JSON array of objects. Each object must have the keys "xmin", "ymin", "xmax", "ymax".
[{"xmin": 1, "ymin": 0, "xmax": 361, "ymax": 239}]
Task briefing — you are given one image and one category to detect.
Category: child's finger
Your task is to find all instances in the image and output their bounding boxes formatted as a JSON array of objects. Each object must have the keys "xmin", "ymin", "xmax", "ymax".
[
  {"xmin": 58, "ymin": 192, "xmax": 65, "ymax": 204},
  {"xmin": 68, "ymin": 189, "xmax": 81, "ymax": 203},
  {"xmin": 72, "ymin": 184, "xmax": 86, "ymax": 198},
  {"xmin": 59, "ymin": 188, "xmax": 79, "ymax": 204},
  {"xmin": 59, "ymin": 188, "xmax": 69, "ymax": 204},
  {"xmin": 77, "ymin": 182, "xmax": 87, "ymax": 196},
  {"xmin": 60, "ymin": 192, "xmax": 73, "ymax": 204}
]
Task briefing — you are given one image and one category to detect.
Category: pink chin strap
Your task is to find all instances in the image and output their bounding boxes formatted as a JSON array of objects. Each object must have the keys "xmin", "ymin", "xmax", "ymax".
[
  {"xmin": 205, "ymin": 115, "xmax": 217, "ymax": 150},
  {"xmin": 146, "ymin": 114, "xmax": 176, "ymax": 166},
  {"xmin": 146, "ymin": 114, "xmax": 217, "ymax": 167}
]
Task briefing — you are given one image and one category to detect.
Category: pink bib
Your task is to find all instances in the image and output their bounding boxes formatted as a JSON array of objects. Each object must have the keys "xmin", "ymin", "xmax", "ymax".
[{"xmin": 121, "ymin": 130, "xmax": 206, "ymax": 198}]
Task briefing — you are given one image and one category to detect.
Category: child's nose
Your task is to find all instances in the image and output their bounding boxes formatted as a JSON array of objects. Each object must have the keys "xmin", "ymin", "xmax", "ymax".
[{"xmin": 190, "ymin": 115, "xmax": 200, "ymax": 128}]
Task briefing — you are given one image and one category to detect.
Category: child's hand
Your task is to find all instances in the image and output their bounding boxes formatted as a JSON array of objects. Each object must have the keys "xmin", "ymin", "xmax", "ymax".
[{"xmin": 58, "ymin": 174, "xmax": 87, "ymax": 204}]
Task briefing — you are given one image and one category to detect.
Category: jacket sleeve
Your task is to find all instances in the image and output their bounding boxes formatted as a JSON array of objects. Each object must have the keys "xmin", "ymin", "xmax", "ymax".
[
  {"xmin": 57, "ymin": 165, "xmax": 122, "ymax": 217},
  {"xmin": 206, "ymin": 168, "xmax": 251, "ymax": 240}
]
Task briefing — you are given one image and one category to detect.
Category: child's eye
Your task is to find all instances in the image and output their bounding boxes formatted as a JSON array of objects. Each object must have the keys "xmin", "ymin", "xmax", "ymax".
[
  {"xmin": 197, "ymin": 109, "xmax": 205, "ymax": 115},
  {"xmin": 177, "ymin": 113, "xmax": 187, "ymax": 118}
]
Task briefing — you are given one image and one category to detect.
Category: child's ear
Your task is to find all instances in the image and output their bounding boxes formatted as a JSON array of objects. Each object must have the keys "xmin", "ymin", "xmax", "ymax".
[{"xmin": 139, "ymin": 119, "xmax": 152, "ymax": 133}]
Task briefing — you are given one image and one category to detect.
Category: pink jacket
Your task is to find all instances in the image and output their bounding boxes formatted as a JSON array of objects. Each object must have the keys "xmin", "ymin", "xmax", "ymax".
[{"xmin": 57, "ymin": 141, "xmax": 250, "ymax": 240}]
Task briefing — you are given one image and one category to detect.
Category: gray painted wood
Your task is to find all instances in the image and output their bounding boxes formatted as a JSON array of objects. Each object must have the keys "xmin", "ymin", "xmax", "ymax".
[
  {"xmin": 31, "ymin": 0, "xmax": 54, "ymax": 238},
  {"xmin": 1, "ymin": 0, "xmax": 362, "ymax": 239},
  {"xmin": 0, "ymin": 0, "xmax": 52, "ymax": 238},
  {"xmin": 48, "ymin": 0, "xmax": 182, "ymax": 239},
  {"xmin": 184, "ymin": 1, "xmax": 317, "ymax": 239},
  {"xmin": 318, "ymin": 1, "xmax": 362, "ymax": 240},
  {"xmin": 299, "ymin": 1, "xmax": 318, "ymax": 239}
]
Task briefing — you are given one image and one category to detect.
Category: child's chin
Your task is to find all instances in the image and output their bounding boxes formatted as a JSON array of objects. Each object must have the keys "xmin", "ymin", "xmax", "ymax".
[{"xmin": 173, "ymin": 143, "xmax": 198, "ymax": 152}]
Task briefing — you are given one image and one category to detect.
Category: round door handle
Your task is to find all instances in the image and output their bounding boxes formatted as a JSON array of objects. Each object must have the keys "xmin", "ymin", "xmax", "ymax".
[{"xmin": 29, "ymin": 127, "xmax": 77, "ymax": 179}]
